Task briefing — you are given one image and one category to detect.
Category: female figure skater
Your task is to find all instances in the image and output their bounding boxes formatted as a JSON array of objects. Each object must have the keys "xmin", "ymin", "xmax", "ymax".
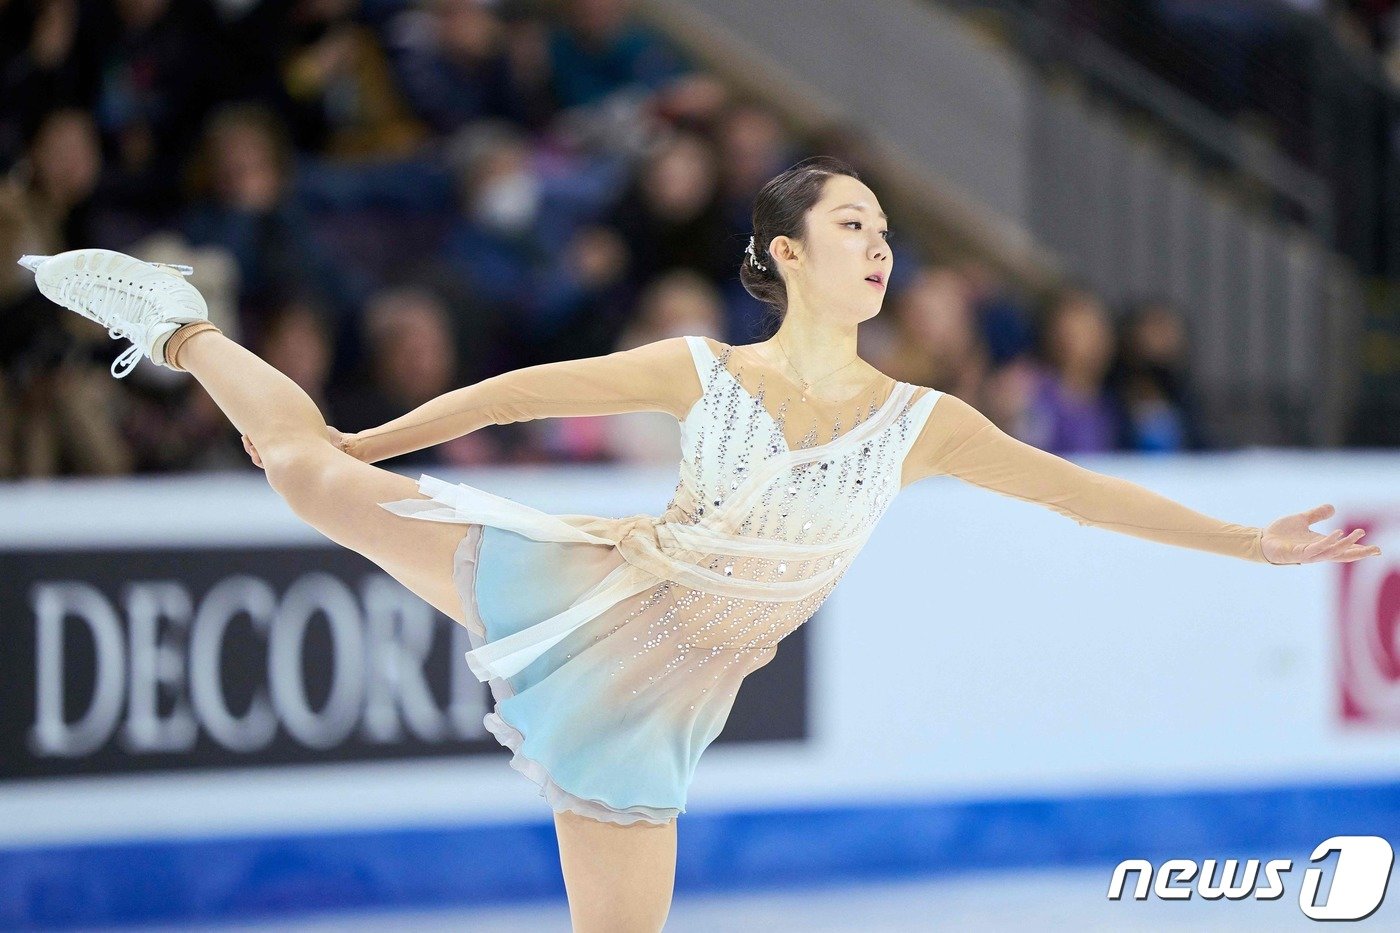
[{"xmin": 20, "ymin": 156, "xmax": 1381, "ymax": 933}]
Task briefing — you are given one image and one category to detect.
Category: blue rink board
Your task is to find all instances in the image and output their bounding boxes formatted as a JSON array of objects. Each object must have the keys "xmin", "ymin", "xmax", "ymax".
[{"xmin": 3, "ymin": 777, "xmax": 1399, "ymax": 930}]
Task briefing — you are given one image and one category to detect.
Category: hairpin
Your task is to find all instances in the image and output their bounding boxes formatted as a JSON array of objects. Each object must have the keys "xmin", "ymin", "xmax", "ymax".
[{"xmin": 745, "ymin": 235, "xmax": 768, "ymax": 272}]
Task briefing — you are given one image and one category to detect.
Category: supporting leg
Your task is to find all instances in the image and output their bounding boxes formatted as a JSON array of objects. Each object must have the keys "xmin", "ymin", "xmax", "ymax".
[{"xmin": 553, "ymin": 809, "xmax": 678, "ymax": 932}]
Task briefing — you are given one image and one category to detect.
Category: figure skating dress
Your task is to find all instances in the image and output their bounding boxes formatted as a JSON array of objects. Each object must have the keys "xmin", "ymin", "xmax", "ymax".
[{"xmin": 364, "ymin": 335, "xmax": 1269, "ymax": 826}]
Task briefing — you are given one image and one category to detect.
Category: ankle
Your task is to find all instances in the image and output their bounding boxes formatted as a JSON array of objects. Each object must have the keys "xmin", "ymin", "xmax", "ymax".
[{"xmin": 162, "ymin": 320, "xmax": 222, "ymax": 371}]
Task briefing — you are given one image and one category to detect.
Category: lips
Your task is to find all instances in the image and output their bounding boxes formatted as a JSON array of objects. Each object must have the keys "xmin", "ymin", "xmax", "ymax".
[{"xmin": 865, "ymin": 272, "xmax": 885, "ymax": 288}]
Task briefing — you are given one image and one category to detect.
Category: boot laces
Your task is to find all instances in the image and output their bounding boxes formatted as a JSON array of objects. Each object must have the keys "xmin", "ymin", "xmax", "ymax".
[{"xmin": 54, "ymin": 272, "xmax": 170, "ymax": 379}]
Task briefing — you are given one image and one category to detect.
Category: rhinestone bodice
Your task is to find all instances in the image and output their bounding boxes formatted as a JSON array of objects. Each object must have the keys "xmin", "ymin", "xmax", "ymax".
[
  {"xmin": 676, "ymin": 337, "xmax": 936, "ymax": 532},
  {"xmin": 635, "ymin": 336, "xmax": 942, "ymax": 593}
]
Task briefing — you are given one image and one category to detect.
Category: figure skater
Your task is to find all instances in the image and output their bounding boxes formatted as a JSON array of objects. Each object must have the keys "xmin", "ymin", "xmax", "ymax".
[{"xmin": 19, "ymin": 156, "xmax": 1380, "ymax": 933}]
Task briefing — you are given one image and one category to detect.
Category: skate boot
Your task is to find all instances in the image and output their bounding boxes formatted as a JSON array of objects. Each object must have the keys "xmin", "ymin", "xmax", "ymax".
[{"xmin": 18, "ymin": 248, "xmax": 208, "ymax": 378}]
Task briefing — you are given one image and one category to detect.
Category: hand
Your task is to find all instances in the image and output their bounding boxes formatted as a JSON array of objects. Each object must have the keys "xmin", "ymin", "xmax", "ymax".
[
  {"xmin": 1261, "ymin": 504, "xmax": 1382, "ymax": 565},
  {"xmin": 241, "ymin": 425, "xmax": 353, "ymax": 470},
  {"xmin": 329, "ymin": 425, "xmax": 365, "ymax": 460}
]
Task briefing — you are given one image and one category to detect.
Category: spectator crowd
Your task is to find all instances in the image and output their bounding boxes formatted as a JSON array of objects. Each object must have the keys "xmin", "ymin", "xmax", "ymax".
[{"xmin": 0, "ymin": 0, "xmax": 1212, "ymax": 478}]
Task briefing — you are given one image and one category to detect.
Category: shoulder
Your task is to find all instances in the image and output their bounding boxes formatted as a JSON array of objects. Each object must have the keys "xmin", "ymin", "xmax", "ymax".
[
  {"xmin": 913, "ymin": 390, "xmax": 991, "ymax": 432},
  {"xmin": 607, "ymin": 335, "xmax": 709, "ymax": 419},
  {"xmin": 612, "ymin": 335, "xmax": 696, "ymax": 362},
  {"xmin": 696, "ymin": 334, "xmax": 728, "ymax": 358},
  {"xmin": 902, "ymin": 391, "xmax": 998, "ymax": 467},
  {"xmin": 906, "ymin": 384, "xmax": 942, "ymax": 405}
]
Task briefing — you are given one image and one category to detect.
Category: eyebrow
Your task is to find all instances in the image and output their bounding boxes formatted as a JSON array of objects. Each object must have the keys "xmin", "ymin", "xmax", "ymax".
[{"xmin": 829, "ymin": 202, "xmax": 888, "ymax": 221}]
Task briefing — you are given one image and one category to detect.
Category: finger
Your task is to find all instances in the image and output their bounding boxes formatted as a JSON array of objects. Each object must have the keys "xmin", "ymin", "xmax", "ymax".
[
  {"xmin": 1336, "ymin": 545, "xmax": 1382, "ymax": 562},
  {"xmin": 1301, "ymin": 531, "xmax": 1345, "ymax": 562},
  {"xmin": 1315, "ymin": 531, "xmax": 1364, "ymax": 562},
  {"xmin": 1308, "ymin": 503, "xmax": 1336, "ymax": 523},
  {"xmin": 1331, "ymin": 529, "xmax": 1365, "ymax": 548},
  {"xmin": 1312, "ymin": 529, "xmax": 1345, "ymax": 550}
]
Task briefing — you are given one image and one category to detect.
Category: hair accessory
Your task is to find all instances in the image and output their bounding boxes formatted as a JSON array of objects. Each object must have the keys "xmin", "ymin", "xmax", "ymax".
[{"xmin": 745, "ymin": 235, "xmax": 768, "ymax": 273}]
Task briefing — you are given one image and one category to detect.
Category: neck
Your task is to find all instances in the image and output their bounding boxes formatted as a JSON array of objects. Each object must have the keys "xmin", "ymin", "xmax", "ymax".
[{"xmin": 764, "ymin": 316, "xmax": 862, "ymax": 383}]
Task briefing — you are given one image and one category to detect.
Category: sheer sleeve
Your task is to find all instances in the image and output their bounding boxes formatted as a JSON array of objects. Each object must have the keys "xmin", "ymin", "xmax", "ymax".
[
  {"xmin": 343, "ymin": 336, "xmax": 700, "ymax": 464},
  {"xmin": 903, "ymin": 393, "xmax": 1271, "ymax": 563}
]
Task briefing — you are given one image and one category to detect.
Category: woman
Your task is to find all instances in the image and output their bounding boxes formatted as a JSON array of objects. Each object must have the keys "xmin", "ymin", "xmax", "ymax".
[{"xmin": 18, "ymin": 156, "xmax": 1380, "ymax": 933}]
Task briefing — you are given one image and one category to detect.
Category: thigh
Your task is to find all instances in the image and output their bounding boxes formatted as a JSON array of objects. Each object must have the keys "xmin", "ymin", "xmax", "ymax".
[
  {"xmin": 269, "ymin": 443, "xmax": 471, "ymax": 626},
  {"xmin": 553, "ymin": 809, "xmax": 678, "ymax": 933}
]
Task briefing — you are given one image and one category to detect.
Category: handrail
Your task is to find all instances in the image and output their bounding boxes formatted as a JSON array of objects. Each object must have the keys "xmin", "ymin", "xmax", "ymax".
[{"xmin": 943, "ymin": 0, "xmax": 1335, "ymax": 241}]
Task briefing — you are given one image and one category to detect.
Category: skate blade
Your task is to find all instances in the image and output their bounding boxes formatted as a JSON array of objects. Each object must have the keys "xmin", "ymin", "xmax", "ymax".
[{"xmin": 15, "ymin": 254, "xmax": 193, "ymax": 276}]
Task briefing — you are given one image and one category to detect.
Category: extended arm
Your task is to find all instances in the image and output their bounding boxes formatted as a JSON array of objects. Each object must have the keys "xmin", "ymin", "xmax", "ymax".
[
  {"xmin": 903, "ymin": 393, "xmax": 1272, "ymax": 563},
  {"xmin": 341, "ymin": 336, "xmax": 699, "ymax": 464}
]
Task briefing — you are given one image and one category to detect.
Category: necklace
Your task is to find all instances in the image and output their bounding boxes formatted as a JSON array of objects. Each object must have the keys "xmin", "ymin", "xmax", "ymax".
[{"xmin": 774, "ymin": 336, "xmax": 863, "ymax": 403}]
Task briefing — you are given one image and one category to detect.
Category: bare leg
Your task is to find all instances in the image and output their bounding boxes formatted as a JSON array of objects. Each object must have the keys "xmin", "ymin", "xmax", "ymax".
[
  {"xmin": 175, "ymin": 327, "xmax": 470, "ymax": 624},
  {"xmin": 554, "ymin": 810, "xmax": 678, "ymax": 932}
]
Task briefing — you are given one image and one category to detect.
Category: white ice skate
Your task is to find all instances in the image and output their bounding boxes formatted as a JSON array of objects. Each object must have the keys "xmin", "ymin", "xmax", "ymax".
[{"xmin": 18, "ymin": 248, "xmax": 208, "ymax": 378}]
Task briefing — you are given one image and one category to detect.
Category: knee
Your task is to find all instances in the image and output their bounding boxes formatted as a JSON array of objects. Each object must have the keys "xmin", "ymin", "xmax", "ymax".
[{"xmin": 261, "ymin": 440, "xmax": 336, "ymax": 509}]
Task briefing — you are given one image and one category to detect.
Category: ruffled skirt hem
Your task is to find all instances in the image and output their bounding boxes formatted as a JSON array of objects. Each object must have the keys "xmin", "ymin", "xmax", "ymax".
[{"xmin": 453, "ymin": 522, "xmax": 682, "ymax": 827}]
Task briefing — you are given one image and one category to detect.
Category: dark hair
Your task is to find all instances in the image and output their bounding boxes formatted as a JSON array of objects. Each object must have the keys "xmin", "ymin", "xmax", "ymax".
[{"xmin": 739, "ymin": 155, "xmax": 861, "ymax": 322}]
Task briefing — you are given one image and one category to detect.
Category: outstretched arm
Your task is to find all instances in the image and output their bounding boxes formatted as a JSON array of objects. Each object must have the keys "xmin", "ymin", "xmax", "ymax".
[
  {"xmin": 903, "ymin": 394, "xmax": 1378, "ymax": 565},
  {"xmin": 340, "ymin": 337, "xmax": 699, "ymax": 464}
]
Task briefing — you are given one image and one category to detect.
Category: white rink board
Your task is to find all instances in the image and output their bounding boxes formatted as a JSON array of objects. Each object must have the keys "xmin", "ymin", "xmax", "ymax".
[{"xmin": 0, "ymin": 450, "xmax": 1396, "ymax": 846}]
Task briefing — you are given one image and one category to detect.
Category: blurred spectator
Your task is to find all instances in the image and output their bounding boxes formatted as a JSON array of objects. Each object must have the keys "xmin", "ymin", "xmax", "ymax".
[
  {"xmin": 604, "ymin": 130, "xmax": 731, "ymax": 291},
  {"xmin": 90, "ymin": 0, "xmax": 217, "ymax": 226},
  {"xmin": 279, "ymin": 0, "xmax": 430, "ymax": 158},
  {"xmin": 0, "ymin": 157, "xmax": 135, "ymax": 478},
  {"xmin": 384, "ymin": 0, "xmax": 557, "ymax": 135},
  {"xmin": 262, "ymin": 295, "xmax": 337, "ymax": 412},
  {"xmin": 958, "ymin": 256, "xmax": 1037, "ymax": 366},
  {"xmin": 14, "ymin": 107, "xmax": 103, "ymax": 250},
  {"xmin": 118, "ymin": 375, "xmax": 246, "ymax": 473},
  {"xmin": 328, "ymin": 285, "xmax": 468, "ymax": 467},
  {"xmin": 597, "ymin": 268, "xmax": 725, "ymax": 464},
  {"xmin": 650, "ymin": 71, "xmax": 730, "ymax": 134},
  {"xmin": 1018, "ymin": 288, "xmax": 1124, "ymax": 455},
  {"xmin": 441, "ymin": 118, "xmax": 628, "ymax": 364},
  {"xmin": 0, "ymin": 0, "xmax": 1259, "ymax": 479},
  {"xmin": 0, "ymin": 0, "xmax": 99, "ymax": 166},
  {"xmin": 1107, "ymin": 299, "xmax": 1205, "ymax": 452},
  {"xmin": 866, "ymin": 264, "xmax": 989, "ymax": 404},
  {"xmin": 547, "ymin": 0, "xmax": 691, "ymax": 109},
  {"xmin": 980, "ymin": 354, "xmax": 1041, "ymax": 440},
  {"xmin": 532, "ymin": 222, "xmax": 634, "ymax": 361},
  {"xmin": 714, "ymin": 100, "xmax": 793, "ymax": 233},
  {"xmin": 0, "ymin": 353, "xmax": 136, "ymax": 477},
  {"xmin": 0, "ymin": 108, "xmax": 138, "ymax": 477},
  {"xmin": 181, "ymin": 102, "xmax": 364, "ymax": 370}
]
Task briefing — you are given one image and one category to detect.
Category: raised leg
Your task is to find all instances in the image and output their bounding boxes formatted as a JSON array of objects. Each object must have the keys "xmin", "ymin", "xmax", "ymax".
[
  {"xmin": 553, "ymin": 809, "xmax": 678, "ymax": 932},
  {"xmin": 175, "ymin": 326, "xmax": 470, "ymax": 624}
]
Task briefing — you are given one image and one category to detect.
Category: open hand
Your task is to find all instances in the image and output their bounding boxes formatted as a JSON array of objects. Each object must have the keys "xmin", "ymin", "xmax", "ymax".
[{"xmin": 1261, "ymin": 504, "xmax": 1381, "ymax": 565}]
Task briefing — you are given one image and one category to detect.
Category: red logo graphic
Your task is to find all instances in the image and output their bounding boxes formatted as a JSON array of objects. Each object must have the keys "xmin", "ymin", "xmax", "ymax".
[{"xmin": 1339, "ymin": 513, "xmax": 1400, "ymax": 723}]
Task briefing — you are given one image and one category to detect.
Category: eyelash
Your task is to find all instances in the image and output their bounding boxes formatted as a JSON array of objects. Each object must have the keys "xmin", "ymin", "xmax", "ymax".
[{"xmin": 844, "ymin": 220, "xmax": 890, "ymax": 240}]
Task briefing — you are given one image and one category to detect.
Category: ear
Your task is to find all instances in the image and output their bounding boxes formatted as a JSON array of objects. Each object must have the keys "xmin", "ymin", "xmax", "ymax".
[{"xmin": 769, "ymin": 235, "xmax": 800, "ymax": 267}]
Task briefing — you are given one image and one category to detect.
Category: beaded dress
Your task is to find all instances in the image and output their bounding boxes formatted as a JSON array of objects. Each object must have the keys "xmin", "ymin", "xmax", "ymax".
[{"xmin": 368, "ymin": 335, "xmax": 1269, "ymax": 826}]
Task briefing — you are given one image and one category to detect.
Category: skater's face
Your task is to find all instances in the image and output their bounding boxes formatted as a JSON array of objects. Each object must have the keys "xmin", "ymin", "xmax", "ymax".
[{"xmin": 768, "ymin": 174, "xmax": 891, "ymax": 323}]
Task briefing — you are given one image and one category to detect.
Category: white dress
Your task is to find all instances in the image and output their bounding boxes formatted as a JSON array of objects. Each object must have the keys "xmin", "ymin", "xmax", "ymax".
[
  {"xmin": 370, "ymin": 333, "xmax": 1269, "ymax": 825},
  {"xmin": 378, "ymin": 336, "xmax": 942, "ymax": 825}
]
